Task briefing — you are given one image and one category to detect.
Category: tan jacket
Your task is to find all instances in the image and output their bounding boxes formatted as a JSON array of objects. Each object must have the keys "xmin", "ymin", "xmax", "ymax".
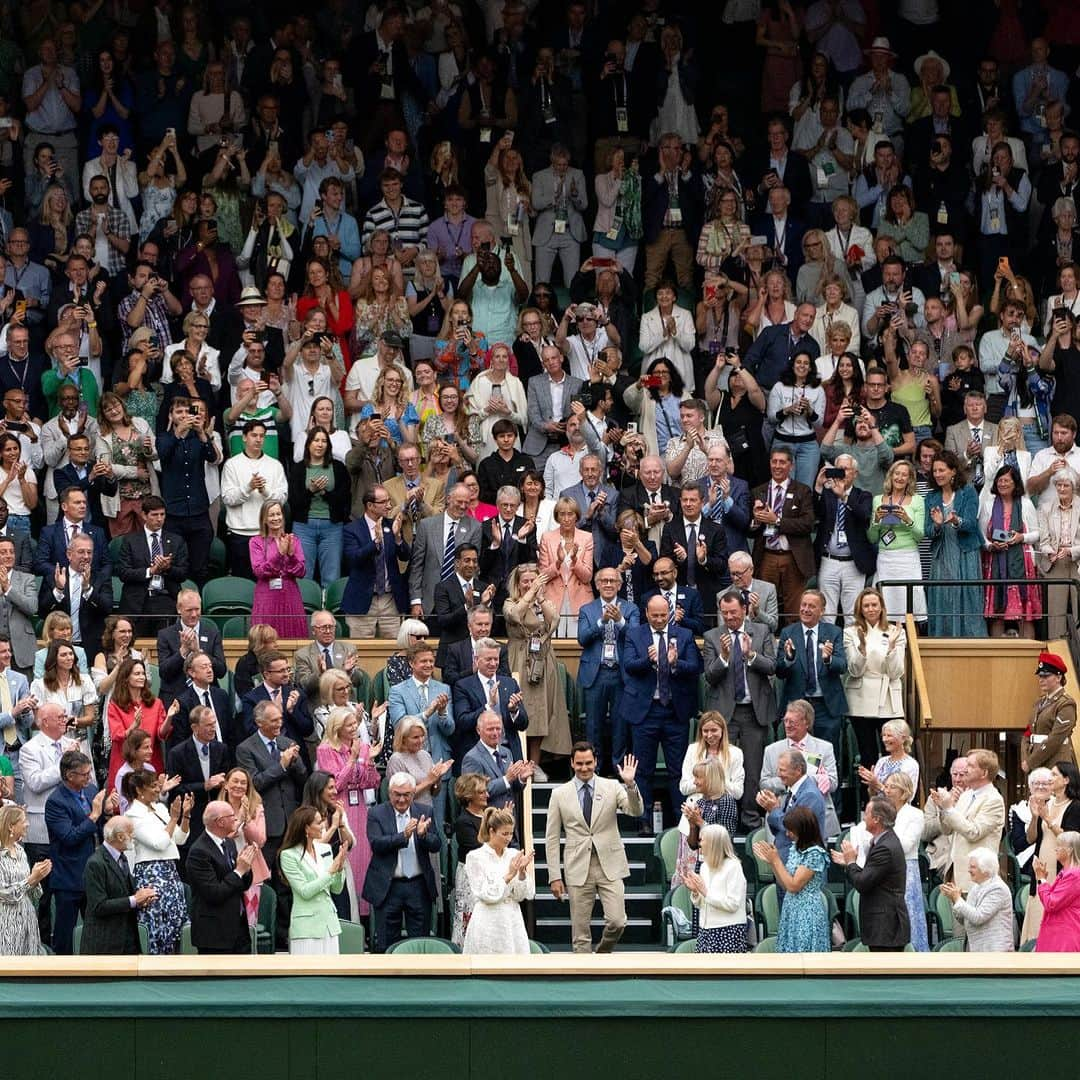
[
  {"xmin": 1022, "ymin": 689, "xmax": 1077, "ymax": 772},
  {"xmin": 383, "ymin": 474, "xmax": 446, "ymax": 546},
  {"xmin": 544, "ymin": 777, "xmax": 644, "ymax": 888},
  {"xmin": 940, "ymin": 784, "xmax": 1006, "ymax": 891}
]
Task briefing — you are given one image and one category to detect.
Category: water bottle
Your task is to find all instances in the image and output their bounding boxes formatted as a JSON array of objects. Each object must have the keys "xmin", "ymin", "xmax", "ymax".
[{"xmin": 652, "ymin": 801, "xmax": 664, "ymax": 834}]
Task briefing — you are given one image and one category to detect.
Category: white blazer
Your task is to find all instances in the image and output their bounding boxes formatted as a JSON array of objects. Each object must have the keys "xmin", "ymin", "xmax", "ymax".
[
  {"xmin": 126, "ymin": 798, "xmax": 189, "ymax": 864},
  {"xmin": 843, "ymin": 624, "xmax": 906, "ymax": 718},
  {"xmin": 810, "ymin": 303, "xmax": 862, "ymax": 356},
  {"xmin": 976, "ymin": 493, "xmax": 1040, "ymax": 550},
  {"xmin": 638, "ymin": 305, "xmax": 696, "ymax": 391},
  {"xmin": 467, "ymin": 370, "xmax": 528, "ymax": 447},
  {"xmin": 689, "ymin": 858, "xmax": 747, "ymax": 929},
  {"xmin": 19, "ymin": 732, "xmax": 65, "ymax": 844},
  {"xmin": 981, "ymin": 446, "xmax": 1032, "ymax": 490},
  {"xmin": 679, "ymin": 744, "xmax": 746, "ymax": 799}
]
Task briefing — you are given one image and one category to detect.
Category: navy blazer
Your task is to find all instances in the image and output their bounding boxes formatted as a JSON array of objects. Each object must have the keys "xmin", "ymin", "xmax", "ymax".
[
  {"xmin": 166, "ymin": 737, "xmax": 232, "ymax": 840},
  {"xmin": 38, "ymin": 568, "xmax": 113, "ymax": 664},
  {"xmin": 643, "ymin": 167, "xmax": 703, "ymax": 245},
  {"xmin": 766, "ymin": 777, "xmax": 829, "ymax": 865},
  {"xmin": 620, "ymin": 622, "xmax": 702, "ymax": 728},
  {"xmin": 451, "ymin": 673, "xmax": 529, "ymax": 763},
  {"xmin": 52, "ymin": 463, "xmax": 116, "ymax": 528},
  {"xmin": 156, "ymin": 620, "xmax": 227, "ymax": 703},
  {"xmin": 341, "ymin": 516, "xmax": 410, "ymax": 616},
  {"xmin": 168, "ymin": 683, "xmax": 237, "ymax": 750},
  {"xmin": 775, "ymin": 620, "xmax": 848, "ymax": 720},
  {"xmin": 750, "ymin": 211, "xmax": 808, "ymax": 276},
  {"xmin": 639, "ymin": 585, "xmax": 706, "ymax": 635},
  {"xmin": 45, "ymin": 781, "xmax": 100, "ymax": 893},
  {"xmin": 116, "ymin": 528, "xmax": 191, "ymax": 613},
  {"xmin": 441, "ymin": 637, "xmax": 510, "ymax": 687},
  {"xmin": 743, "ymin": 323, "xmax": 821, "ymax": 391},
  {"xmin": 813, "ymin": 486, "xmax": 877, "ymax": 577},
  {"xmin": 577, "ymin": 597, "xmax": 641, "ymax": 689},
  {"xmin": 363, "ymin": 801, "xmax": 442, "ymax": 907},
  {"xmin": 659, "ymin": 516, "xmax": 729, "ymax": 615},
  {"xmin": 700, "ymin": 474, "xmax": 752, "ymax": 556},
  {"xmin": 560, "ymin": 481, "xmax": 620, "ymax": 543},
  {"xmin": 595, "ymin": 535, "xmax": 657, "ymax": 604},
  {"xmin": 34, "ymin": 518, "xmax": 111, "ymax": 580},
  {"xmin": 240, "ymin": 684, "xmax": 314, "ymax": 749}
]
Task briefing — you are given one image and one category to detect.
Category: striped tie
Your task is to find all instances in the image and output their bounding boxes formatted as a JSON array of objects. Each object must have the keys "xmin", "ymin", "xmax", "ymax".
[{"xmin": 440, "ymin": 522, "xmax": 457, "ymax": 580}]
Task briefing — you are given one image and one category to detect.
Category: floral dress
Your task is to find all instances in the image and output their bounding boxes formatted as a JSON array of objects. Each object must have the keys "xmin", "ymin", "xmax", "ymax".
[
  {"xmin": 433, "ymin": 330, "xmax": 489, "ymax": 389},
  {"xmin": 140, "ymin": 182, "xmax": 177, "ymax": 242},
  {"xmin": 106, "ymin": 428, "xmax": 154, "ymax": 505},
  {"xmin": 353, "ymin": 298, "xmax": 411, "ymax": 358},
  {"xmin": 0, "ymin": 845, "xmax": 43, "ymax": 955},
  {"xmin": 776, "ymin": 845, "xmax": 831, "ymax": 953}
]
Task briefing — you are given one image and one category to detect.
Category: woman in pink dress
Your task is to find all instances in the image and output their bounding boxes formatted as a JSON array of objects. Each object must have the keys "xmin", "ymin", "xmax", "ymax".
[
  {"xmin": 106, "ymin": 659, "xmax": 177, "ymax": 794},
  {"xmin": 460, "ymin": 469, "xmax": 497, "ymax": 523},
  {"xmin": 249, "ymin": 500, "xmax": 308, "ymax": 638},
  {"xmin": 216, "ymin": 767, "xmax": 271, "ymax": 926},
  {"xmin": 537, "ymin": 496, "xmax": 594, "ymax": 638},
  {"xmin": 1035, "ymin": 831, "xmax": 1080, "ymax": 952},
  {"xmin": 756, "ymin": 0, "xmax": 801, "ymax": 114},
  {"xmin": 316, "ymin": 707, "xmax": 382, "ymax": 916}
]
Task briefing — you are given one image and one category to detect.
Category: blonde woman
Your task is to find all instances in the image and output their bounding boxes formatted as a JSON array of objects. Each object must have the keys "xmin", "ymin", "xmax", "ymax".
[
  {"xmin": 406, "ymin": 249, "xmax": 453, "ymax": 362},
  {"xmin": 538, "ymin": 496, "xmax": 594, "ymax": 638},
  {"xmin": 811, "ymin": 276, "xmax": 861, "ymax": 359},
  {"xmin": 386, "ymin": 715, "xmax": 451, "ymax": 804},
  {"xmin": 460, "ymin": 805, "xmax": 534, "ymax": 955},
  {"xmin": 683, "ymin": 823, "xmax": 747, "ymax": 953},
  {"xmin": 858, "ymin": 718, "xmax": 920, "ymax": 800},
  {"xmin": 484, "ymin": 133, "xmax": 533, "ymax": 290},
  {"xmin": 983, "ymin": 416, "xmax": 1032, "ymax": 489},
  {"xmin": 0, "ymin": 804, "xmax": 49, "ymax": 955},
  {"xmin": 317, "ymin": 706, "xmax": 382, "ymax": 916},
  {"xmin": 214, "ymin": 766, "xmax": 271, "ymax": 926},
  {"xmin": 1036, "ymin": 467, "xmax": 1080, "ymax": 638},
  {"xmin": 677, "ymin": 758, "xmax": 739, "ymax": 895},
  {"xmin": 504, "ymin": 563, "xmax": 572, "ymax": 776},
  {"xmin": 468, "ymin": 341, "xmax": 527, "ymax": 446},
  {"xmin": 868, "ymin": 460, "xmax": 927, "ymax": 621},
  {"xmin": 844, "ymin": 587, "xmax": 906, "ymax": 769},
  {"xmin": 31, "ymin": 183, "xmax": 74, "ymax": 271},
  {"xmin": 362, "ymin": 363, "xmax": 419, "ymax": 447},
  {"xmin": 679, "ymin": 711, "xmax": 745, "ymax": 800},
  {"xmin": 743, "ymin": 268, "xmax": 796, "ymax": 338}
]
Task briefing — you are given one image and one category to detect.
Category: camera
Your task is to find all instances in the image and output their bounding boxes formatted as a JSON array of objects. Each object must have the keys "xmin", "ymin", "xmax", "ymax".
[
  {"xmin": 478, "ymin": 241, "xmax": 492, "ymax": 252},
  {"xmin": 573, "ymin": 388, "xmax": 593, "ymax": 409},
  {"xmin": 309, "ymin": 331, "xmax": 327, "ymax": 346},
  {"xmin": 991, "ymin": 528, "xmax": 1010, "ymax": 543}
]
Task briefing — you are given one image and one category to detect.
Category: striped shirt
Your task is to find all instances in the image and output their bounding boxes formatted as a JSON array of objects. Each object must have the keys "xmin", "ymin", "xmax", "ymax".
[{"xmin": 361, "ymin": 198, "xmax": 429, "ymax": 277}]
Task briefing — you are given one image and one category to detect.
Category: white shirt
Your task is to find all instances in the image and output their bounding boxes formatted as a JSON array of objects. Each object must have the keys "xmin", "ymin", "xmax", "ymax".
[
  {"xmin": 1031, "ymin": 444, "xmax": 1080, "ymax": 478},
  {"xmin": 220, "ymin": 453, "xmax": 289, "ymax": 535}
]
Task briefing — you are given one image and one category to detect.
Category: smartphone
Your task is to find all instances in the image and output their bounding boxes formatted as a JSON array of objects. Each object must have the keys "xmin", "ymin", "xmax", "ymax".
[
  {"xmin": 626, "ymin": 421, "xmax": 638, "ymax": 435},
  {"xmin": 641, "ymin": 375, "xmax": 662, "ymax": 388},
  {"xmin": 949, "ymin": 271, "xmax": 961, "ymax": 285},
  {"xmin": 370, "ymin": 412, "xmax": 382, "ymax": 420},
  {"xmin": 998, "ymin": 256, "xmax": 1011, "ymax": 273},
  {"xmin": 443, "ymin": 434, "xmax": 456, "ymax": 445},
  {"xmin": 991, "ymin": 528, "xmax": 1010, "ymax": 543},
  {"xmin": 824, "ymin": 467, "xmax": 845, "ymax": 480},
  {"xmin": 1053, "ymin": 307, "xmax": 1071, "ymax": 323},
  {"xmin": 14, "ymin": 299, "xmax": 26, "ymax": 317},
  {"xmin": 880, "ymin": 505, "xmax": 903, "ymax": 526},
  {"xmin": 592, "ymin": 256, "xmax": 616, "ymax": 269}
]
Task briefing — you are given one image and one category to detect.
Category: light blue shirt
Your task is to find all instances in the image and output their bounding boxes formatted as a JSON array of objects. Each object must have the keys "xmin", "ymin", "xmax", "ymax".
[
  {"xmin": 394, "ymin": 811, "xmax": 421, "ymax": 878},
  {"xmin": 22, "ymin": 64, "xmax": 80, "ymax": 133},
  {"xmin": 311, "ymin": 209, "xmax": 362, "ymax": 278}
]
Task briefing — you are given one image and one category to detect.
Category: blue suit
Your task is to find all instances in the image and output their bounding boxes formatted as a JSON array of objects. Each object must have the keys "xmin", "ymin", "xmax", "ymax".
[
  {"xmin": 621, "ymin": 622, "xmax": 702, "ymax": 828},
  {"xmin": 240, "ymin": 685, "xmax": 315, "ymax": 765},
  {"xmin": 766, "ymin": 775, "xmax": 829, "ymax": 870},
  {"xmin": 341, "ymin": 517, "xmax": 410, "ymax": 616},
  {"xmin": 701, "ymin": 474, "xmax": 753, "ymax": 557},
  {"xmin": 451, "ymin": 673, "xmax": 528, "ymax": 765},
  {"xmin": 775, "ymin": 620, "xmax": 848, "ymax": 753},
  {"xmin": 387, "ymin": 678, "xmax": 456, "ymax": 764},
  {"xmin": 33, "ymin": 518, "xmax": 111, "ymax": 580},
  {"xmin": 577, "ymin": 597, "xmax": 640, "ymax": 770},
  {"xmin": 639, "ymin": 585, "xmax": 706, "ymax": 635},
  {"xmin": 0, "ymin": 667, "xmax": 31, "ymax": 799},
  {"xmin": 45, "ymin": 781, "xmax": 100, "ymax": 954}
]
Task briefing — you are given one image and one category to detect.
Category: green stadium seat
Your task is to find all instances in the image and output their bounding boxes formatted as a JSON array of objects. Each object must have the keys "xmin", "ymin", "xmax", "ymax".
[
  {"xmin": 747, "ymin": 827, "xmax": 775, "ymax": 884},
  {"xmin": 754, "ymin": 935, "xmax": 778, "ymax": 952},
  {"xmin": 203, "ymin": 578, "xmax": 254, "ymax": 613},
  {"xmin": 337, "ymin": 919, "xmax": 366, "ymax": 954},
  {"xmin": 209, "ymin": 538, "xmax": 227, "ymax": 576},
  {"xmin": 654, "ymin": 827, "xmax": 681, "ymax": 884},
  {"xmin": 672, "ymin": 938, "xmax": 698, "ymax": 953},
  {"xmin": 298, "ymin": 577, "xmax": 323, "ymax": 612},
  {"xmin": 935, "ymin": 938, "xmax": 965, "ymax": 951},
  {"xmin": 256, "ymin": 883, "xmax": 276, "ymax": 954},
  {"xmin": 324, "ymin": 576, "xmax": 349, "ymax": 613},
  {"xmin": 147, "ymin": 662, "xmax": 160, "ymax": 699},
  {"xmin": 661, "ymin": 884, "xmax": 694, "ymax": 945},
  {"xmin": 386, "ymin": 936, "xmax": 459, "ymax": 954},
  {"xmin": 220, "ymin": 616, "xmax": 249, "ymax": 640},
  {"xmin": 108, "ymin": 536, "xmax": 124, "ymax": 564},
  {"xmin": 528, "ymin": 939, "xmax": 550, "ymax": 954},
  {"xmin": 1020, "ymin": 938, "xmax": 1037, "ymax": 951},
  {"xmin": 111, "ymin": 576, "xmax": 123, "ymax": 612},
  {"xmin": 755, "ymin": 883, "xmax": 781, "ymax": 938}
]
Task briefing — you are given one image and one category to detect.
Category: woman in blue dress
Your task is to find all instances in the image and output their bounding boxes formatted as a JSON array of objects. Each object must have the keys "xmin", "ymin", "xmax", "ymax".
[
  {"xmin": 925, "ymin": 449, "xmax": 987, "ymax": 637},
  {"xmin": 753, "ymin": 806, "xmax": 831, "ymax": 952}
]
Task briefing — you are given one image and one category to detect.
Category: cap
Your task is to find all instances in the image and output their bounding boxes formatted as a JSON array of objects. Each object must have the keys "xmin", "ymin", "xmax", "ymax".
[
  {"xmin": 1036, "ymin": 652, "xmax": 1068, "ymax": 677},
  {"xmin": 381, "ymin": 331, "xmax": 404, "ymax": 349}
]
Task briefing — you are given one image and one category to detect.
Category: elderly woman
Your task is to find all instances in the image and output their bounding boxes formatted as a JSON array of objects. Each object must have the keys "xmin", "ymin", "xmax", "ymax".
[
  {"xmin": 676, "ymin": 759, "xmax": 739, "ymax": 897},
  {"xmin": 844, "ymin": 588, "xmax": 906, "ymax": 770},
  {"xmin": 941, "ymin": 848, "xmax": 1016, "ymax": 952},
  {"xmin": 538, "ymin": 496, "xmax": 594, "ymax": 638},
  {"xmin": 796, "ymin": 230, "xmax": 848, "ymax": 305},
  {"xmin": 979, "ymin": 464, "xmax": 1041, "ymax": 638},
  {"xmin": 593, "ymin": 147, "xmax": 643, "ymax": 275},
  {"xmin": 1034, "ymin": 830, "xmax": 1080, "ymax": 951},
  {"xmin": 639, "ymin": 281, "xmax": 696, "ymax": 392},
  {"xmin": 386, "ymin": 716, "xmax": 453, "ymax": 813},
  {"xmin": 858, "ymin": 719, "xmax": 920, "ymax": 800},
  {"xmin": 386, "ymin": 620, "xmax": 431, "ymax": 687},
  {"xmin": 696, "ymin": 271, "xmax": 745, "ymax": 359},
  {"xmin": 696, "ymin": 188, "xmax": 751, "ymax": 272},
  {"xmin": 0, "ymin": 804, "xmax": 50, "ymax": 955},
  {"xmin": 1036, "ymin": 467, "xmax": 1080, "ymax": 639},
  {"xmin": 811, "ymin": 277, "xmax": 861, "ymax": 363},
  {"xmin": 467, "ymin": 341, "xmax": 527, "ymax": 447},
  {"xmin": 598, "ymin": 507, "xmax": 656, "ymax": 606},
  {"xmin": 1036, "ymin": 203, "xmax": 1080, "ymax": 302},
  {"xmin": 684, "ymin": 823, "xmax": 748, "ymax": 953},
  {"xmin": 877, "ymin": 185, "xmax": 930, "ymax": 266}
]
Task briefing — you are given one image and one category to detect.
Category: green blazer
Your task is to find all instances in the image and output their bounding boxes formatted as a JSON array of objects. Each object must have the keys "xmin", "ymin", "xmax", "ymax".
[{"xmin": 279, "ymin": 842, "xmax": 345, "ymax": 941}]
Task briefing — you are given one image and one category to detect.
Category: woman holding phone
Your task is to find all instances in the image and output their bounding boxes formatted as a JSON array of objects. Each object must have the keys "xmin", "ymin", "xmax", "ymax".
[{"xmin": 867, "ymin": 460, "xmax": 926, "ymax": 623}]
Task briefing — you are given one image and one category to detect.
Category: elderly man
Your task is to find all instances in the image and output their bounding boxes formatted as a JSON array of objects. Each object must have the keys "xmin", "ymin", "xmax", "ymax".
[
  {"xmin": 294, "ymin": 610, "xmax": 367, "ymax": 700},
  {"xmin": 79, "ymin": 815, "xmax": 156, "ymax": 955},
  {"xmin": 364, "ymin": 771, "xmax": 442, "ymax": 953},
  {"xmin": 384, "ymin": 444, "xmax": 445, "ymax": 545},
  {"xmin": 703, "ymin": 590, "xmax": 777, "ymax": 830},
  {"xmin": 756, "ymin": 749, "xmax": 828, "ymax": 880},
  {"xmin": 237, "ymin": 699, "xmax": 308, "ymax": 949},
  {"xmin": 461, "ymin": 709, "xmax": 534, "ymax": 810},
  {"xmin": 156, "ymin": 589, "xmax": 227, "ymax": 704},
  {"xmin": 928, "ymin": 748, "xmax": 1006, "ymax": 893},
  {"xmin": 941, "ymin": 847, "xmax": 1016, "ymax": 952},
  {"xmin": 743, "ymin": 302, "xmax": 820, "ymax": 391},
  {"xmin": 699, "ymin": 443, "xmax": 751, "ymax": 557},
  {"xmin": 522, "ymin": 343, "xmax": 583, "ymax": 471},
  {"xmin": 750, "ymin": 185, "xmax": 806, "ymax": 276},
  {"xmin": 761, "ymin": 700, "xmax": 840, "ymax": 838},
  {"xmin": 618, "ymin": 454, "xmax": 677, "ymax": 547},
  {"xmin": 452, "ymin": 638, "xmax": 528, "ymax": 766},
  {"xmin": 186, "ymin": 800, "xmax": 258, "ymax": 954},
  {"xmin": 168, "ymin": 652, "xmax": 235, "ymax": 750},
  {"xmin": 813, "ymin": 455, "xmax": 875, "ymax": 622},
  {"xmin": 441, "ymin": 606, "xmax": 509, "ymax": 688},
  {"xmin": 165, "ymin": 706, "xmax": 231, "ymax": 846},
  {"xmin": 45, "ymin": 750, "xmax": 111, "ymax": 953},
  {"xmin": 477, "ymin": 488, "xmax": 537, "ymax": 629},
  {"xmin": 560, "ymin": 453, "xmax": 619, "ymax": 543},
  {"xmin": 832, "ymin": 795, "xmax": 909, "ymax": 951},
  {"xmin": 922, "ymin": 755, "xmax": 968, "ymax": 878},
  {"xmin": 408, "ymin": 483, "xmax": 482, "ymax": 620},
  {"xmin": 846, "ymin": 38, "xmax": 910, "ymax": 143}
]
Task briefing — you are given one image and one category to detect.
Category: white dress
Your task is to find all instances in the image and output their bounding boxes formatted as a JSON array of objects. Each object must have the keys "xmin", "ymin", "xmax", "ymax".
[
  {"xmin": 460, "ymin": 844, "xmax": 534, "ymax": 955},
  {"xmin": 30, "ymin": 674, "xmax": 99, "ymax": 767}
]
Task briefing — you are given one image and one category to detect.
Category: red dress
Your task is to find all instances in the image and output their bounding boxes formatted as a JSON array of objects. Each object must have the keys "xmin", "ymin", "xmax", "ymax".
[
  {"xmin": 250, "ymin": 535, "xmax": 309, "ymax": 638},
  {"xmin": 297, "ymin": 291, "xmax": 355, "ymax": 369},
  {"xmin": 107, "ymin": 698, "xmax": 167, "ymax": 795}
]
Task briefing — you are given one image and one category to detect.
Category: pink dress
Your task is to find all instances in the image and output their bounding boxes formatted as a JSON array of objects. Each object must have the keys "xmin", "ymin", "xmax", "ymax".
[
  {"xmin": 316, "ymin": 741, "xmax": 381, "ymax": 916},
  {"xmin": 1036, "ymin": 866, "xmax": 1080, "ymax": 951},
  {"xmin": 233, "ymin": 806, "xmax": 271, "ymax": 926},
  {"xmin": 249, "ymin": 535, "xmax": 308, "ymax": 638}
]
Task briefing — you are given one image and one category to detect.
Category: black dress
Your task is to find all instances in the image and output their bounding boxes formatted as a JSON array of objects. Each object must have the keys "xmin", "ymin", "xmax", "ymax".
[{"xmin": 717, "ymin": 391, "xmax": 768, "ymax": 488}]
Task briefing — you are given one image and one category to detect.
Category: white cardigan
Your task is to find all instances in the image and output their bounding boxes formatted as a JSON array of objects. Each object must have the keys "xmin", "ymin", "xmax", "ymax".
[
  {"xmin": 94, "ymin": 417, "xmax": 160, "ymax": 521},
  {"xmin": 638, "ymin": 305, "xmax": 696, "ymax": 391},
  {"xmin": 126, "ymin": 799, "xmax": 188, "ymax": 865},
  {"xmin": 690, "ymin": 858, "xmax": 747, "ymax": 929},
  {"xmin": 679, "ymin": 744, "xmax": 745, "ymax": 800},
  {"xmin": 843, "ymin": 624, "xmax": 906, "ymax": 718},
  {"xmin": 467, "ymin": 370, "xmax": 528, "ymax": 447},
  {"xmin": 976, "ymin": 493, "xmax": 1040, "ymax": 550}
]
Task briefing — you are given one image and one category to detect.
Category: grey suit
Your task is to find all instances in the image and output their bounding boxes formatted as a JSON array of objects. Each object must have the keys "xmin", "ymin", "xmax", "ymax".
[
  {"xmin": 761, "ymin": 736, "xmax": 841, "ymax": 838},
  {"xmin": 703, "ymin": 622, "xmax": 776, "ymax": 828},
  {"xmin": 408, "ymin": 512, "xmax": 483, "ymax": 617},
  {"xmin": 532, "ymin": 165, "xmax": 588, "ymax": 287},
  {"xmin": 943, "ymin": 420, "xmax": 998, "ymax": 473},
  {"xmin": 559, "ymin": 481, "xmax": 619, "ymax": 543},
  {"xmin": 461, "ymin": 739, "xmax": 522, "ymax": 809},
  {"xmin": 523, "ymin": 374, "xmax": 583, "ymax": 458},
  {"xmin": 0, "ymin": 569, "xmax": 40, "ymax": 671},
  {"xmin": 292, "ymin": 640, "xmax": 366, "ymax": 700}
]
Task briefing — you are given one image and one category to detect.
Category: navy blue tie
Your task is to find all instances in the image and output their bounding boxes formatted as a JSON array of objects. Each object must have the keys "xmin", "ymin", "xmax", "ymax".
[
  {"xmin": 805, "ymin": 628, "xmax": 818, "ymax": 696},
  {"xmin": 657, "ymin": 632, "xmax": 672, "ymax": 705},
  {"xmin": 732, "ymin": 631, "xmax": 747, "ymax": 702}
]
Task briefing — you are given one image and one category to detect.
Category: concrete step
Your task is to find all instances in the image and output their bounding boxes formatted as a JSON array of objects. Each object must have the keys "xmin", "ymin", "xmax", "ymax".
[{"xmin": 533, "ymin": 916, "xmax": 658, "ymax": 946}]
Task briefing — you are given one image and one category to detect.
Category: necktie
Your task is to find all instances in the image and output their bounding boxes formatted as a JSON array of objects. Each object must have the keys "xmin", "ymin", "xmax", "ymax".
[
  {"xmin": 418, "ymin": 683, "xmax": 429, "ymax": 708},
  {"xmin": 686, "ymin": 523, "xmax": 698, "ymax": 588},
  {"xmin": 603, "ymin": 615, "xmax": 617, "ymax": 666},
  {"xmin": 782, "ymin": 789, "xmax": 793, "ymax": 810},
  {"xmin": 323, "ymin": 646, "xmax": 334, "ymax": 670},
  {"xmin": 69, "ymin": 521, "xmax": 79, "ymax": 544},
  {"xmin": 487, "ymin": 677, "xmax": 498, "ymax": 705},
  {"xmin": 202, "ymin": 690, "xmax": 212, "ymax": 710},
  {"xmin": 732, "ymin": 629, "xmax": 747, "ymax": 702},
  {"xmin": 657, "ymin": 632, "xmax": 671, "ymax": 705},
  {"xmin": 587, "ymin": 489, "xmax": 596, "ymax": 504},
  {"xmin": 373, "ymin": 525, "xmax": 388, "ymax": 593},
  {"xmin": 200, "ymin": 742, "xmax": 209, "ymax": 758},
  {"xmin": 78, "ymin": 791, "xmax": 90, "ymax": 813},
  {"xmin": 709, "ymin": 492, "xmax": 724, "ymax": 521},
  {"xmin": 835, "ymin": 498, "xmax": 847, "ymax": 540},
  {"xmin": 150, "ymin": 532, "xmax": 162, "ymax": 561},
  {"xmin": 69, "ymin": 576, "xmax": 81, "ymax": 637},
  {"xmin": 441, "ymin": 521, "xmax": 457, "ymax": 579},
  {"xmin": 971, "ymin": 427, "xmax": 984, "ymax": 487},
  {"xmin": 223, "ymin": 838, "xmax": 237, "ymax": 869},
  {"xmin": 502, "ymin": 520, "xmax": 513, "ymax": 554},
  {"xmin": 666, "ymin": 591, "xmax": 676, "ymax": 627},
  {"xmin": 805, "ymin": 628, "xmax": 818, "ymax": 695},
  {"xmin": 267, "ymin": 739, "xmax": 280, "ymax": 761},
  {"xmin": 53, "ymin": 740, "xmax": 62, "ymax": 758},
  {"xmin": 115, "ymin": 852, "xmax": 126, "ymax": 873},
  {"xmin": 766, "ymin": 484, "xmax": 784, "ymax": 550},
  {"xmin": 580, "ymin": 781, "xmax": 593, "ymax": 825}
]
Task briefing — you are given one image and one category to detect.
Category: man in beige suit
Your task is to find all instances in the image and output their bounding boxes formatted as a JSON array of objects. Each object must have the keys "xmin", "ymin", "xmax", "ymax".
[
  {"xmin": 928, "ymin": 748, "xmax": 1005, "ymax": 892},
  {"xmin": 383, "ymin": 444, "xmax": 446, "ymax": 546},
  {"xmin": 545, "ymin": 743, "xmax": 642, "ymax": 954}
]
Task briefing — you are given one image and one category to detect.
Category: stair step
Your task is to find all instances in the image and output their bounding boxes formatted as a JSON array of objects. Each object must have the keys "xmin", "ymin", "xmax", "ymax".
[{"xmin": 533, "ymin": 916, "xmax": 658, "ymax": 945}]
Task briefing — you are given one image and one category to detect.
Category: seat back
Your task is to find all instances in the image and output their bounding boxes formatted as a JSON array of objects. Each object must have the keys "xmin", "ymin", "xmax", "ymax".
[
  {"xmin": 755, "ymin": 883, "xmax": 781, "ymax": 937},
  {"xmin": 337, "ymin": 919, "xmax": 366, "ymax": 954},
  {"xmin": 386, "ymin": 936, "xmax": 459, "ymax": 954},
  {"xmin": 754, "ymin": 935, "xmax": 778, "ymax": 953},
  {"xmin": 655, "ymin": 827, "xmax": 681, "ymax": 883},
  {"xmin": 672, "ymin": 938, "xmax": 698, "ymax": 953}
]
